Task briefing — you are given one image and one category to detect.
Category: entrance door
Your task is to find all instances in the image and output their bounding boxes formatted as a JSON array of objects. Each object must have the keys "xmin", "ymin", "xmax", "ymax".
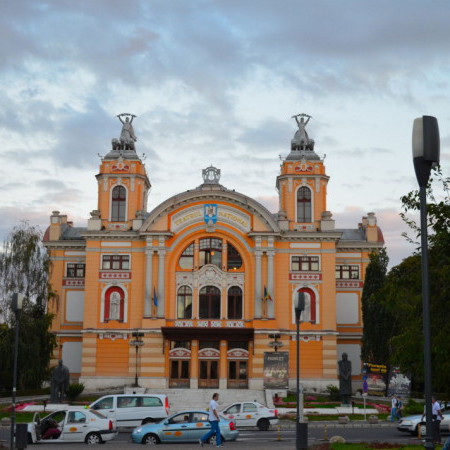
[
  {"xmin": 169, "ymin": 360, "xmax": 190, "ymax": 388},
  {"xmin": 227, "ymin": 360, "xmax": 248, "ymax": 388},
  {"xmin": 199, "ymin": 360, "xmax": 219, "ymax": 388}
]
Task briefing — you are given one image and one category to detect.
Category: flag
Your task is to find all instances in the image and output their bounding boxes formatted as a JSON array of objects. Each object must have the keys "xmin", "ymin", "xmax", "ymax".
[
  {"xmin": 263, "ymin": 286, "xmax": 272, "ymax": 302},
  {"xmin": 153, "ymin": 286, "xmax": 158, "ymax": 307}
]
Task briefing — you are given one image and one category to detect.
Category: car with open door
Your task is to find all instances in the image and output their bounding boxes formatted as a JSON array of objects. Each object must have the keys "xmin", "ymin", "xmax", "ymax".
[{"xmin": 27, "ymin": 407, "xmax": 117, "ymax": 445}]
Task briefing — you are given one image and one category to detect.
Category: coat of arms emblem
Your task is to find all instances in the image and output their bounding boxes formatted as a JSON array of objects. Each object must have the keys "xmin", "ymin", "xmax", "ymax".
[{"xmin": 204, "ymin": 204, "xmax": 218, "ymax": 226}]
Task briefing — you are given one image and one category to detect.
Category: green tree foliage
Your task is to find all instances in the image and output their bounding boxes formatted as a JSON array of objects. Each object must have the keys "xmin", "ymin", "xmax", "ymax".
[
  {"xmin": 365, "ymin": 168, "xmax": 450, "ymax": 395},
  {"xmin": 0, "ymin": 222, "xmax": 56, "ymax": 391},
  {"xmin": 361, "ymin": 248, "xmax": 394, "ymax": 365}
]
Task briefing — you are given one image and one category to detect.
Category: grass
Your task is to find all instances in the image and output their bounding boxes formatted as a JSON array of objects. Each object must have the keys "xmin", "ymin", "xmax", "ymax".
[{"xmin": 0, "ymin": 412, "xmax": 36, "ymax": 422}]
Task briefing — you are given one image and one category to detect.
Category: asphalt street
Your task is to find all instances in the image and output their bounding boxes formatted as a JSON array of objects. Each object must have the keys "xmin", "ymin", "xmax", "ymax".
[{"xmin": 2, "ymin": 424, "xmax": 444, "ymax": 449}]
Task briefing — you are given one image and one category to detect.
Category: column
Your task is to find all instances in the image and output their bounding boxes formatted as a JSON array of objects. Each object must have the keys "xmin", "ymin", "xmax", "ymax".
[
  {"xmin": 219, "ymin": 340, "xmax": 227, "ymax": 389},
  {"xmin": 254, "ymin": 250, "xmax": 262, "ymax": 318},
  {"xmin": 144, "ymin": 244, "xmax": 153, "ymax": 317},
  {"xmin": 157, "ymin": 249, "xmax": 166, "ymax": 317},
  {"xmin": 190, "ymin": 340, "xmax": 199, "ymax": 389},
  {"xmin": 267, "ymin": 250, "xmax": 275, "ymax": 318}
]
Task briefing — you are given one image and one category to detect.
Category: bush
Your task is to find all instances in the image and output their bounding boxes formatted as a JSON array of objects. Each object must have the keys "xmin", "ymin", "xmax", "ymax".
[
  {"xmin": 404, "ymin": 398, "xmax": 424, "ymax": 415},
  {"xmin": 326, "ymin": 384, "xmax": 340, "ymax": 401},
  {"xmin": 66, "ymin": 383, "xmax": 85, "ymax": 401}
]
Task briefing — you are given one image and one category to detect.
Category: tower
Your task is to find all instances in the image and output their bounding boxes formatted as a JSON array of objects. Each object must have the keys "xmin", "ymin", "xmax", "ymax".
[
  {"xmin": 88, "ymin": 114, "xmax": 151, "ymax": 232},
  {"xmin": 276, "ymin": 114, "xmax": 334, "ymax": 232}
]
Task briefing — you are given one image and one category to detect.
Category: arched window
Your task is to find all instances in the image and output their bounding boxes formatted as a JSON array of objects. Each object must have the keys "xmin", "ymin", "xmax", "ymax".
[
  {"xmin": 179, "ymin": 244, "xmax": 194, "ymax": 270},
  {"xmin": 177, "ymin": 286, "xmax": 192, "ymax": 319},
  {"xmin": 297, "ymin": 186, "xmax": 312, "ymax": 223},
  {"xmin": 199, "ymin": 286, "xmax": 221, "ymax": 319},
  {"xmin": 111, "ymin": 186, "xmax": 127, "ymax": 221},
  {"xmin": 227, "ymin": 244, "xmax": 242, "ymax": 271},
  {"xmin": 104, "ymin": 286, "xmax": 125, "ymax": 322},
  {"xmin": 199, "ymin": 238, "xmax": 222, "ymax": 268},
  {"xmin": 294, "ymin": 288, "xmax": 316, "ymax": 323},
  {"xmin": 227, "ymin": 286, "xmax": 242, "ymax": 319}
]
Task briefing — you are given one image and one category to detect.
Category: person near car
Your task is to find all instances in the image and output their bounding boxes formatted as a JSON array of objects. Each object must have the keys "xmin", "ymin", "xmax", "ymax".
[
  {"xmin": 390, "ymin": 395, "xmax": 398, "ymax": 422},
  {"xmin": 422, "ymin": 397, "xmax": 444, "ymax": 444},
  {"xmin": 199, "ymin": 393, "xmax": 222, "ymax": 447},
  {"xmin": 395, "ymin": 396, "xmax": 403, "ymax": 420}
]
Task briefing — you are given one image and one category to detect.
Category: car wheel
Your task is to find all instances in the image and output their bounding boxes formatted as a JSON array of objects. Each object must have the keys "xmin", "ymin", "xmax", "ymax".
[
  {"xmin": 257, "ymin": 418, "xmax": 270, "ymax": 431},
  {"xmin": 417, "ymin": 423, "xmax": 426, "ymax": 437},
  {"xmin": 85, "ymin": 432, "xmax": 102, "ymax": 445},
  {"xmin": 142, "ymin": 433, "xmax": 160, "ymax": 445}
]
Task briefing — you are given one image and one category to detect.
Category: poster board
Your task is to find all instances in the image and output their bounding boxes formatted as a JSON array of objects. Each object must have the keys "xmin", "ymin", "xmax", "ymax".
[
  {"xmin": 263, "ymin": 352, "xmax": 289, "ymax": 389},
  {"xmin": 363, "ymin": 363, "xmax": 387, "ymax": 396}
]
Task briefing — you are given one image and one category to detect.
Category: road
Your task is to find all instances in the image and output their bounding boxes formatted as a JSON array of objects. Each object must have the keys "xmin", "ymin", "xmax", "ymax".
[{"xmin": 2, "ymin": 424, "xmax": 443, "ymax": 449}]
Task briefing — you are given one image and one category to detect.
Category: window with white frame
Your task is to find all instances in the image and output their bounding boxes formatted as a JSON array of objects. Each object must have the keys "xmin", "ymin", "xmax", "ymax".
[
  {"xmin": 335, "ymin": 265, "xmax": 359, "ymax": 279},
  {"xmin": 102, "ymin": 254, "xmax": 130, "ymax": 270},
  {"xmin": 292, "ymin": 255, "xmax": 319, "ymax": 271}
]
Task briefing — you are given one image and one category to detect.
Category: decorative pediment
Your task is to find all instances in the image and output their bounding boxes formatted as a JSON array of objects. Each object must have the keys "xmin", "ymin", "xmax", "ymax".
[
  {"xmin": 198, "ymin": 347, "xmax": 220, "ymax": 359},
  {"xmin": 176, "ymin": 265, "xmax": 244, "ymax": 290},
  {"xmin": 227, "ymin": 348, "xmax": 249, "ymax": 359},
  {"xmin": 169, "ymin": 348, "xmax": 191, "ymax": 359}
]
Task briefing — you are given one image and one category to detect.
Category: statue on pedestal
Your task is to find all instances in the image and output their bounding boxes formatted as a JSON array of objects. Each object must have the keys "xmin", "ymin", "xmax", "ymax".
[
  {"xmin": 50, "ymin": 359, "xmax": 70, "ymax": 403},
  {"xmin": 291, "ymin": 113, "xmax": 315, "ymax": 151},
  {"xmin": 113, "ymin": 113, "xmax": 137, "ymax": 151},
  {"xmin": 338, "ymin": 352, "xmax": 352, "ymax": 405}
]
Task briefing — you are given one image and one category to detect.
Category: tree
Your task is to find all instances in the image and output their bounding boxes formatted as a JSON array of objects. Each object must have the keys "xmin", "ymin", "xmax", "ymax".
[
  {"xmin": 361, "ymin": 248, "xmax": 395, "ymax": 365},
  {"xmin": 0, "ymin": 222, "xmax": 56, "ymax": 390},
  {"xmin": 376, "ymin": 168, "xmax": 450, "ymax": 395}
]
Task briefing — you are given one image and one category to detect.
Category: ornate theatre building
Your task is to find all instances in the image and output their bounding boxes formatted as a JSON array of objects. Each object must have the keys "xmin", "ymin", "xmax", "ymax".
[{"xmin": 44, "ymin": 114, "xmax": 383, "ymax": 391}]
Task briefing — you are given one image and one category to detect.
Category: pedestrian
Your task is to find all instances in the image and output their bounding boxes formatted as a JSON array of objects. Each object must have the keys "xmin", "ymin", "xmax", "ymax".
[
  {"xmin": 395, "ymin": 396, "xmax": 403, "ymax": 420},
  {"xmin": 390, "ymin": 395, "xmax": 398, "ymax": 422},
  {"xmin": 199, "ymin": 393, "xmax": 222, "ymax": 447},
  {"xmin": 421, "ymin": 396, "xmax": 444, "ymax": 445}
]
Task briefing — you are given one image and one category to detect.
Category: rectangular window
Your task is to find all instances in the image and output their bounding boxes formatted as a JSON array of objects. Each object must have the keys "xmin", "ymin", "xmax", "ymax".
[
  {"xmin": 102, "ymin": 255, "xmax": 130, "ymax": 270},
  {"xmin": 335, "ymin": 265, "xmax": 360, "ymax": 279},
  {"xmin": 291, "ymin": 256, "xmax": 319, "ymax": 271},
  {"xmin": 66, "ymin": 263, "xmax": 85, "ymax": 278},
  {"xmin": 141, "ymin": 397, "xmax": 163, "ymax": 407}
]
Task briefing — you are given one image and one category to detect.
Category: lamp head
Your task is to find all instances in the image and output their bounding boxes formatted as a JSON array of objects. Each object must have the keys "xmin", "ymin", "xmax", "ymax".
[
  {"xmin": 12, "ymin": 293, "xmax": 25, "ymax": 312},
  {"xmin": 412, "ymin": 116, "xmax": 440, "ymax": 187}
]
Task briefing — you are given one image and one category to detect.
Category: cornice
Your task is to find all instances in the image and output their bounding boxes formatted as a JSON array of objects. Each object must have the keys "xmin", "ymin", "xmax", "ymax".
[{"xmin": 44, "ymin": 240, "xmax": 86, "ymax": 249}]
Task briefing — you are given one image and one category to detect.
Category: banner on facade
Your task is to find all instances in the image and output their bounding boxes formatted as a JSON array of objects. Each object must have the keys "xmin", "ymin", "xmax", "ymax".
[
  {"xmin": 363, "ymin": 363, "xmax": 387, "ymax": 396},
  {"xmin": 387, "ymin": 367, "xmax": 411, "ymax": 397},
  {"xmin": 263, "ymin": 352, "xmax": 289, "ymax": 389}
]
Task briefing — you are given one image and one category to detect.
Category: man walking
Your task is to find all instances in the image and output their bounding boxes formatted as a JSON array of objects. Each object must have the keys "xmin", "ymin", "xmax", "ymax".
[{"xmin": 199, "ymin": 393, "xmax": 222, "ymax": 447}]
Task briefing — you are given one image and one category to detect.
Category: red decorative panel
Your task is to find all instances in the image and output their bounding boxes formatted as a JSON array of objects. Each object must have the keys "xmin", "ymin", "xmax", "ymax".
[
  {"xmin": 289, "ymin": 273, "xmax": 322, "ymax": 281},
  {"xmin": 99, "ymin": 272, "xmax": 131, "ymax": 279}
]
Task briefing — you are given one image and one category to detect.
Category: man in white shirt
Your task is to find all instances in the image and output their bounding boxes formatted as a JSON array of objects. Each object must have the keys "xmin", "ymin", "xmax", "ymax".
[
  {"xmin": 199, "ymin": 393, "xmax": 222, "ymax": 447},
  {"xmin": 422, "ymin": 397, "xmax": 444, "ymax": 444}
]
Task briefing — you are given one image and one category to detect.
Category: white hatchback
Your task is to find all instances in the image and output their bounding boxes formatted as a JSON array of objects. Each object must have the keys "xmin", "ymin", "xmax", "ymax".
[
  {"xmin": 221, "ymin": 401, "xmax": 279, "ymax": 431},
  {"xmin": 27, "ymin": 407, "xmax": 117, "ymax": 444}
]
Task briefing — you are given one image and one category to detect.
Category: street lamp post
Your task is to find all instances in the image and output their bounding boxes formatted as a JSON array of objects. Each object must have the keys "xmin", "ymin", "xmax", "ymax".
[
  {"xmin": 130, "ymin": 331, "xmax": 144, "ymax": 387},
  {"xmin": 295, "ymin": 292, "xmax": 307, "ymax": 450},
  {"xmin": 412, "ymin": 115, "xmax": 440, "ymax": 450},
  {"xmin": 10, "ymin": 293, "xmax": 24, "ymax": 450}
]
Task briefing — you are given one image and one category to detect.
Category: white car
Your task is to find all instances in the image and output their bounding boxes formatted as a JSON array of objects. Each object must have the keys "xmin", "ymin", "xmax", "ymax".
[
  {"xmin": 221, "ymin": 401, "xmax": 279, "ymax": 431},
  {"xmin": 397, "ymin": 410, "xmax": 450, "ymax": 436},
  {"xmin": 27, "ymin": 407, "xmax": 117, "ymax": 445},
  {"xmin": 90, "ymin": 393, "xmax": 169, "ymax": 427}
]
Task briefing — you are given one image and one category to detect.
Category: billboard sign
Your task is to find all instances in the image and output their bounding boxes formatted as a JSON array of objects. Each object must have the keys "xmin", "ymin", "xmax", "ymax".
[{"xmin": 263, "ymin": 352, "xmax": 289, "ymax": 389}]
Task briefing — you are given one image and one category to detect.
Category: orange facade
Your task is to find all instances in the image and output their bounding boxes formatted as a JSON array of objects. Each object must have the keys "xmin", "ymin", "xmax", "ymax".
[{"xmin": 44, "ymin": 118, "xmax": 383, "ymax": 392}]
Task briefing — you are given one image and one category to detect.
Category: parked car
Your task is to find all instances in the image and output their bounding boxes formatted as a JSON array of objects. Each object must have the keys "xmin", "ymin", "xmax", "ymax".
[
  {"xmin": 27, "ymin": 407, "xmax": 117, "ymax": 445},
  {"xmin": 131, "ymin": 410, "xmax": 238, "ymax": 445},
  {"xmin": 90, "ymin": 394, "xmax": 169, "ymax": 427},
  {"xmin": 221, "ymin": 401, "xmax": 279, "ymax": 431},
  {"xmin": 397, "ymin": 409, "xmax": 450, "ymax": 436}
]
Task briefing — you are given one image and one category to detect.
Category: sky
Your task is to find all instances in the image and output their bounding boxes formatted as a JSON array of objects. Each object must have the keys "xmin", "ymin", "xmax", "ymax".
[{"xmin": 1, "ymin": 0, "xmax": 449, "ymax": 267}]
